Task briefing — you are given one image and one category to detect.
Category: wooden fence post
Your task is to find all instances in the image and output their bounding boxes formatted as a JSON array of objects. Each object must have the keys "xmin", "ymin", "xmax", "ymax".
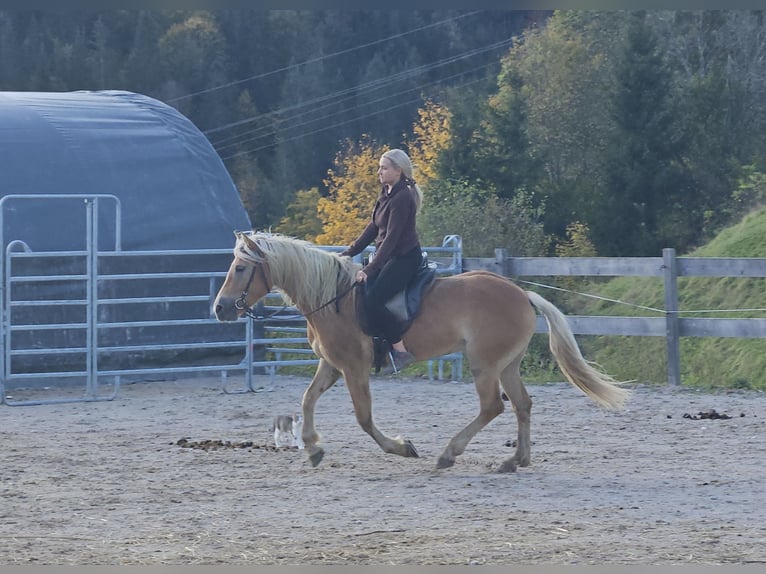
[
  {"xmin": 494, "ymin": 248, "xmax": 508, "ymax": 277},
  {"xmin": 662, "ymin": 248, "xmax": 681, "ymax": 386}
]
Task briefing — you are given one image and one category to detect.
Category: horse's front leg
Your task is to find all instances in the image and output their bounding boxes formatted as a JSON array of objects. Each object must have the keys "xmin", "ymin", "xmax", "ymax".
[
  {"xmin": 344, "ymin": 369, "xmax": 419, "ymax": 459},
  {"xmin": 301, "ymin": 358, "xmax": 341, "ymax": 467}
]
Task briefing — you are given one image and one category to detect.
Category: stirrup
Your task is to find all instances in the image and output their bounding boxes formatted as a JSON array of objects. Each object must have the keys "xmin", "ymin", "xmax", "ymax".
[
  {"xmin": 382, "ymin": 350, "xmax": 415, "ymax": 375},
  {"xmin": 387, "ymin": 350, "xmax": 400, "ymax": 374}
]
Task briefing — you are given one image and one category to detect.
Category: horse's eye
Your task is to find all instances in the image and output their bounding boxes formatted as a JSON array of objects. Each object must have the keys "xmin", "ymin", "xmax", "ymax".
[{"xmin": 235, "ymin": 265, "xmax": 246, "ymax": 273}]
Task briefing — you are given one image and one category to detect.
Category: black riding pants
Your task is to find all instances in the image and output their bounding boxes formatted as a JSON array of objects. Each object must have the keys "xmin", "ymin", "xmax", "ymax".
[{"xmin": 364, "ymin": 245, "xmax": 422, "ymax": 344}]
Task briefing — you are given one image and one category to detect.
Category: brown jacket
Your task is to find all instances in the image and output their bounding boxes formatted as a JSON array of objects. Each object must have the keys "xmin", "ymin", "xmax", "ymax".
[{"xmin": 342, "ymin": 178, "xmax": 421, "ymax": 278}]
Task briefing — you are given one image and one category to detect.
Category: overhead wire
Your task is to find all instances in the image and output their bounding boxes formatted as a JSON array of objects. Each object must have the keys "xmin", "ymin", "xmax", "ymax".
[
  {"xmin": 214, "ymin": 60, "xmax": 499, "ymax": 155},
  {"xmin": 219, "ymin": 71, "xmax": 496, "ymax": 162},
  {"xmin": 168, "ymin": 10, "xmax": 482, "ymax": 104},
  {"xmin": 206, "ymin": 35, "xmax": 513, "ymax": 144},
  {"xmin": 209, "ymin": 39, "xmax": 513, "ymax": 153},
  {"xmin": 218, "ymin": 97, "xmax": 418, "ymax": 162}
]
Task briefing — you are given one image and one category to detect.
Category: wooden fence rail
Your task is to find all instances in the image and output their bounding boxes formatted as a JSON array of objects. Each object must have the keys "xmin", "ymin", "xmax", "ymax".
[{"xmin": 462, "ymin": 247, "xmax": 766, "ymax": 385}]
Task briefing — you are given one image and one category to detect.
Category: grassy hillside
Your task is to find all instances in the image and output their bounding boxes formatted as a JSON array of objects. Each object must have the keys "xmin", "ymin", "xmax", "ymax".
[{"xmin": 559, "ymin": 207, "xmax": 766, "ymax": 390}]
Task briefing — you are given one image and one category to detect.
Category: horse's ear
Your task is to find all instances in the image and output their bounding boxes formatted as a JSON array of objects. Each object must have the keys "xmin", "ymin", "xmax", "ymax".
[{"xmin": 240, "ymin": 231, "xmax": 262, "ymax": 254}]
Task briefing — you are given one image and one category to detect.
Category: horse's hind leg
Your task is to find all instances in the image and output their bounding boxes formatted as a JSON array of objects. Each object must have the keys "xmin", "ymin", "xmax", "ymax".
[
  {"xmin": 301, "ymin": 358, "xmax": 341, "ymax": 467},
  {"xmin": 344, "ymin": 370, "xmax": 419, "ymax": 459},
  {"xmin": 498, "ymin": 356, "xmax": 532, "ymax": 473},
  {"xmin": 436, "ymin": 367, "xmax": 504, "ymax": 469}
]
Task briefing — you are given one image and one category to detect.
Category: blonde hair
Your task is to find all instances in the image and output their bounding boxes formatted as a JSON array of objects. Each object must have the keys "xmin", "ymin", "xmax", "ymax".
[{"xmin": 382, "ymin": 148, "xmax": 423, "ymax": 212}]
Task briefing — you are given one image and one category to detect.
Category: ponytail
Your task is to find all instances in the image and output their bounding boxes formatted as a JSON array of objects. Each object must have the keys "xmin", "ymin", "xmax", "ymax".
[{"xmin": 382, "ymin": 148, "xmax": 423, "ymax": 212}]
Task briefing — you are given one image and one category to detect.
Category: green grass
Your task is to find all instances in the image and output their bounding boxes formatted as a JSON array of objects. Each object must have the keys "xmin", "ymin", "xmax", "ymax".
[
  {"xmin": 560, "ymin": 206, "xmax": 766, "ymax": 390},
  {"xmin": 262, "ymin": 209, "xmax": 766, "ymax": 390}
]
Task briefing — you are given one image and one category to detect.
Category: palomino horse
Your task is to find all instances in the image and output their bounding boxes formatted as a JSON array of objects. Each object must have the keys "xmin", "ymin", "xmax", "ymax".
[{"xmin": 214, "ymin": 232, "xmax": 630, "ymax": 472}]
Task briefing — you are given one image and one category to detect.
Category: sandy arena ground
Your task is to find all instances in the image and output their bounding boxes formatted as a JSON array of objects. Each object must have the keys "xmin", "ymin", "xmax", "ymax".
[{"xmin": 1, "ymin": 373, "xmax": 765, "ymax": 565}]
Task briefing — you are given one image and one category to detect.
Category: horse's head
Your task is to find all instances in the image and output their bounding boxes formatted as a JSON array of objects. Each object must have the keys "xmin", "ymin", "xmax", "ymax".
[{"xmin": 213, "ymin": 231, "xmax": 273, "ymax": 322}]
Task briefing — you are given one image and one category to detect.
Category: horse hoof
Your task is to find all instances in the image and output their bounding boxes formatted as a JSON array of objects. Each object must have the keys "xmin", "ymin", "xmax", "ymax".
[
  {"xmin": 497, "ymin": 459, "xmax": 517, "ymax": 473},
  {"xmin": 309, "ymin": 449, "xmax": 325, "ymax": 467},
  {"xmin": 435, "ymin": 456, "xmax": 454, "ymax": 469},
  {"xmin": 403, "ymin": 440, "xmax": 419, "ymax": 458}
]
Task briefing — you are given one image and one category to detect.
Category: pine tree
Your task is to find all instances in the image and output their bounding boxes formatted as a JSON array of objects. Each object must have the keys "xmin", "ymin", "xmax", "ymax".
[
  {"xmin": 0, "ymin": 13, "xmax": 21, "ymax": 89},
  {"xmin": 596, "ymin": 11, "xmax": 692, "ymax": 255},
  {"xmin": 274, "ymin": 188, "xmax": 323, "ymax": 241}
]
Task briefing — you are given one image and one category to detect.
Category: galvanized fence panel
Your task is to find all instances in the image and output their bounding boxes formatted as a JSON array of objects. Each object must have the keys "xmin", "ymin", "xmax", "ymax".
[
  {"xmin": 1, "ymin": 194, "xmax": 123, "ymax": 405},
  {"xmin": 1, "ymin": 228, "xmax": 465, "ymax": 406},
  {"xmin": 244, "ymin": 235, "xmax": 465, "ymax": 385},
  {"xmin": 1, "ymin": 246, "xmax": 255, "ymax": 406}
]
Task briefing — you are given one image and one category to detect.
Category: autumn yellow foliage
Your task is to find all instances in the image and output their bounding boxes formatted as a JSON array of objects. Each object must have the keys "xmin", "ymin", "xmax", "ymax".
[
  {"xmin": 315, "ymin": 138, "xmax": 385, "ymax": 245},
  {"xmin": 555, "ymin": 221, "xmax": 596, "ymax": 257},
  {"xmin": 406, "ymin": 99, "xmax": 452, "ymax": 188},
  {"xmin": 309, "ymin": 101, "xmax": 452, "ymax": 245}
]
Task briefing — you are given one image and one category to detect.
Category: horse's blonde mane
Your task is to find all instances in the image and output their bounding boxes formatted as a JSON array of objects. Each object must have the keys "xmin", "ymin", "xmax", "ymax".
[{"xmin": 235, "ymin": 232, "xmax": 357, "ymax": 311}]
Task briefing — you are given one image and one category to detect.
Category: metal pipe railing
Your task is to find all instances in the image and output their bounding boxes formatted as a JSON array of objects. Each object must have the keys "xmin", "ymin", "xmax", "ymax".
[{"xmin": 1, "ymin": 233, "xmax": 464, "ymax": 406}]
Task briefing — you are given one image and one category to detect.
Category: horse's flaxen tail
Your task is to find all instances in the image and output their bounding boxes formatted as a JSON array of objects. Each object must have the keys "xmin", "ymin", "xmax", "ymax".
[{"xmin": 526, "ymin": 291, "xmax": 631, "ymax": 411}]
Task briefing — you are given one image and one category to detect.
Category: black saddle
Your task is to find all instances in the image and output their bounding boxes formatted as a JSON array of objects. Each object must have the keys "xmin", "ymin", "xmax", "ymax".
[
  {"xmin": 384, "ymin": 254, "xmax": 436, "ymax": 323},
  {"xmin": 358, "ymin": 254, "xmax": 436, "ymax": 373},
  {"xmin": 357, "ymin": 253, "xmax": 436, "ymax": 339}
]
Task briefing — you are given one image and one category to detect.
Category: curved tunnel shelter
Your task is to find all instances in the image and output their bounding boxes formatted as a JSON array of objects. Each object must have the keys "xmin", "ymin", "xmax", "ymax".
[
  {"xmin": 0, "ymin": 91, "xmax": 253, "ymax": 381},
  {"xmin": 0, "ymin": 90, "xmax": 251, "ymax": 251}
]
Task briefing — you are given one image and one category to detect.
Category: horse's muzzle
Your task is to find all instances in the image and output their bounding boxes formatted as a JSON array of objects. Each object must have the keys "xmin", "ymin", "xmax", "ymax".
[{"xmin": 214, "ymin": 297, "xmax": 240, "ymax": 322}]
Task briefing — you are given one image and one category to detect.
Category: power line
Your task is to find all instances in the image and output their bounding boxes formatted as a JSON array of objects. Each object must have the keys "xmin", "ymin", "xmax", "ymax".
[
  {"xmin": 208, "ymin": 37, "xmax": 512, "ymax": 150},
  {"xmin": 213, "ymin": 59, "xmax": 499, "ymax": 155},
  {"xmin": 218, "ymin": 56, "xmax": 502, "ymax": 161},
  {"xmin": 220, "ymin": 96, "xmax": 425, "ymax": 162},
  {"xmin": 204, "ymin": 20, "xmax": 506, "ymax": 140},
  {"xmin": 219, "ymin": 71, "xmax": 494, "ymax": 162},
  {"xmin": 207, "ymin": 36, "xmax": 513, "ymax": 142},
  {"xmin": 169, "ymin": 11, "xmax": 482, "ymax": 104}
]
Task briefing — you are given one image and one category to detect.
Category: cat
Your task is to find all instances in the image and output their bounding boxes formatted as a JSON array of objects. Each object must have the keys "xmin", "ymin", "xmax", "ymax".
[{"xmin": 270, "ymin": 413, "xmax": 304, "ymax": 449}]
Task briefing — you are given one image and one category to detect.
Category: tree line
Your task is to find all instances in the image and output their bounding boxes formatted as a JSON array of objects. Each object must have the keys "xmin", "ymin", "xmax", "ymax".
[
  {"xmin": 0, "ymin": 10, "xmax": 539, "ymax": 234},
  {"xmin": 3, "ymin": 10, "xmax": 766, "ymax": 257}
]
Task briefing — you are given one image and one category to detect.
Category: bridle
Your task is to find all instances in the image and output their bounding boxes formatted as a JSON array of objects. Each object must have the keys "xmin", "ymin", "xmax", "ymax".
[
  {"xmin": 233, "ymin": 260, "xmax": 275, "ymax": 320},
  {"xmin": 231, "ymin": 258, "xmax": 359, "ymax": 321}
]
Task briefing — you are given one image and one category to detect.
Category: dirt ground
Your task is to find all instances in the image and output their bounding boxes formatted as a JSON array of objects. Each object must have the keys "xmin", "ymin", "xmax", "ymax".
[{"xmin": 1, "ymin": 372, "xmax": 765, "ymax": 565}]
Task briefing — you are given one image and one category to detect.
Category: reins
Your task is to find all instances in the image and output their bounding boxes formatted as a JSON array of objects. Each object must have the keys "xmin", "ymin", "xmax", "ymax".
[{"xmin": 301, "ymin": 281, "xmax": 360, "ymax": 319}]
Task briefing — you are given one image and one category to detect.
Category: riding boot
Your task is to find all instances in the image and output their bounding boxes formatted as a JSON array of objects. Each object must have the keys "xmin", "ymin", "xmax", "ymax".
[{"xmin": 380, "ymin": 350, "xmax": 416, "ymax": 375}]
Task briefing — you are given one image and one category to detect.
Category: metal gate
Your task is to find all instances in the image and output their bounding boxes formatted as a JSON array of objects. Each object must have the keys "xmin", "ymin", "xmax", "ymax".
[
  {"xmin": 1, "ymin": 195, "xmax": 122, "ymax": 405},
  {"xmin": 0, "ymin": 195, "xmax": 255, "ymax": 406},
  {"xmin": 0, "ymin": 196, "xmax": 463, "ymax": 407}
]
